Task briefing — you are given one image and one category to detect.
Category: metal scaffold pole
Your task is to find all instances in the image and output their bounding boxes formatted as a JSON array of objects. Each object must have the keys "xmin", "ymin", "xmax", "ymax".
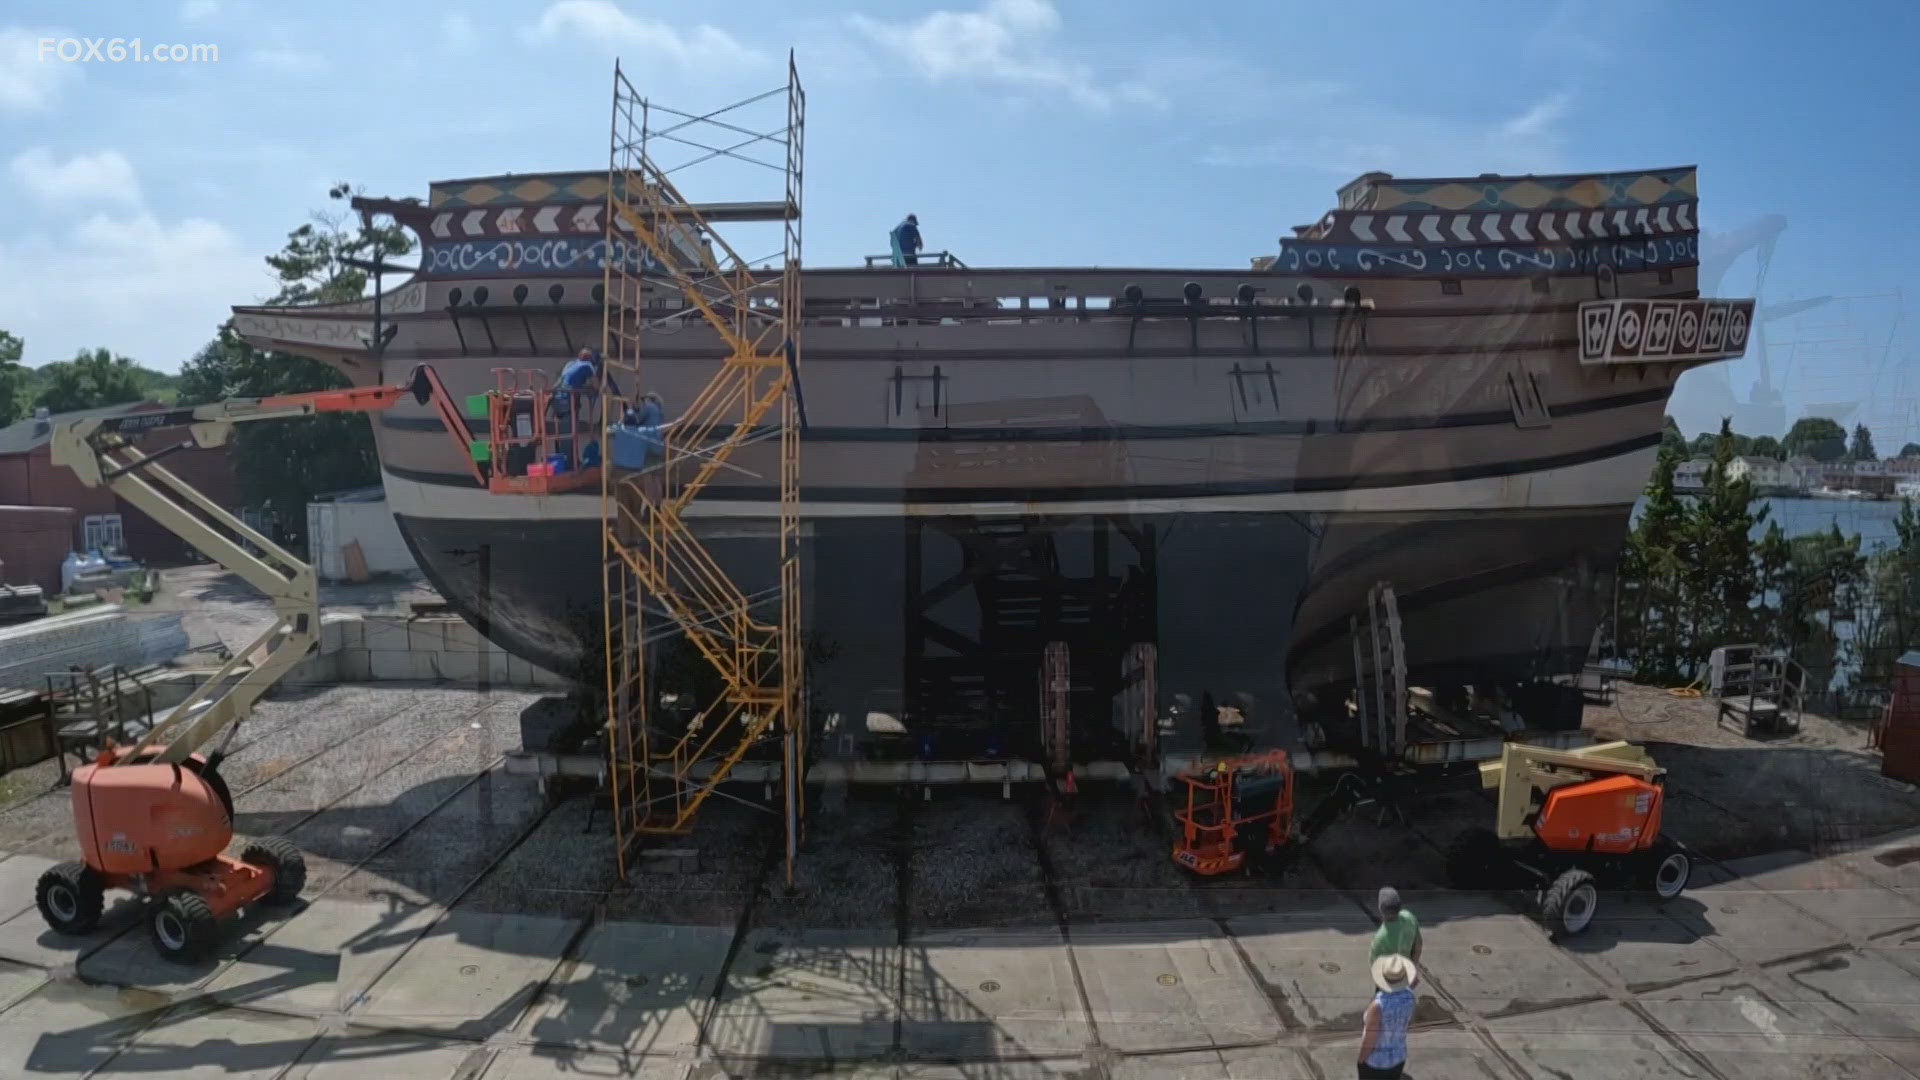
[{"xmin": 600, "ymin": 56, "xmax": 807, "ymax": 885}]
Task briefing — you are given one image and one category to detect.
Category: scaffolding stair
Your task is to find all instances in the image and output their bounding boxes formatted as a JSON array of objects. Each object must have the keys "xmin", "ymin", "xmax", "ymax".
[{"xmin": 600, "ymin": 60, "xmax": 807, "ymax": 882}]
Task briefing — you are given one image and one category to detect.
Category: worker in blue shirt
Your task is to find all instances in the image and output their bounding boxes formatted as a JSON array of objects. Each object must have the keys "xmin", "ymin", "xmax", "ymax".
[
  {"xmin": 889, "ymin": 214, "xmax": 922, "ymax": 267},
  {"xmin": 549, "ymin": 348, "xmax": 620, "ymax": 461}
]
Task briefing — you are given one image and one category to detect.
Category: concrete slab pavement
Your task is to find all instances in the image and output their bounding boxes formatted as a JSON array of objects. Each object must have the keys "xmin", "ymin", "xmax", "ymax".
[
  {"xmin": 0, "ymin": 978, "xmax": 170, "ymax": 1078},
  {"xmin": 899, "ymin": 928, "xmax": 1091, "ymax": 1058},
  {"xmin": 1299, "ymin": 1025, "xmax": 1511, "ymax": 1079},
  {"xmin": 92, "ymin": 1003, "xmax": 318, "ymax": 1078},
  {"xmin": 205, "ymin": 893, "xmax": 443, "ymax": 1016},
  {"xmin": 1719, "ymin": 850, "xmax": 1920, "ymax": 941},
  {"xmin": 705, "ymin": 928, "xmax": 898, "ymax": 1061},
  {"xmin": 350, "ymin": 910, "xmax": 579, "ymax": 1039},
  {"xmin": 1555, "ymin": 898, "xmax": 1739, "ymax": 991},
  {"xmin": 1070, "ymin": 919, "xmax": 1279, "ymax": 1052},
  {"xmin": 284, "ymin": 1025, "xmax": 489, "ymax": 1079},
  {"xmin": 1110, "ymin": 1044, "xmax": 1316, "ymax": 1079},
  {"xmin": 520, "ymin": 921, "xmax": 733, "ymax": 1056},
  {"xmin": 1637, "ymin": 970, "xmax": 1895, "ymax": 1080},
  {"xmin": 1227, "ymin": 905, "xmax": 1405, "ymax": 1034},
  {"xmin": 1481, "ymin": 1000, "xmax": 1700, "ymax": 1077},
  {"xmin": 479, "ymin": 1043, "xmax": 688, "ymax": 1079}
]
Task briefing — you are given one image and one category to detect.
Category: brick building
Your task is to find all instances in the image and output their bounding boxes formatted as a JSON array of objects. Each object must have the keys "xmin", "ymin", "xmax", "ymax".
[{"xmin": 0, "ymin": 402, "xmax": 241, "ymax": 590}]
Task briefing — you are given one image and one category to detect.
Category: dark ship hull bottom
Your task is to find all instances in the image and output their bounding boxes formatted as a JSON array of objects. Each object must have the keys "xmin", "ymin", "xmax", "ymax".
[{"xmin": 395, "ymin": 503, "xmax": 1629, "ymax": 752}]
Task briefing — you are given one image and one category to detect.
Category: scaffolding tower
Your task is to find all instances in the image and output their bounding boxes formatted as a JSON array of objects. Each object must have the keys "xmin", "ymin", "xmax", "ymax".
[{"xmin": 600, "ymin": 59, "xmax": 806, "ymax": 883}]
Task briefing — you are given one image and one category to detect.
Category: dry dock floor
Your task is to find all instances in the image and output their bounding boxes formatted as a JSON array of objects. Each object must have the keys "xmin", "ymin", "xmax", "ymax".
[{"xmin": 0, "ymin": 683, "xmax": 1917, "ymax": 1077}]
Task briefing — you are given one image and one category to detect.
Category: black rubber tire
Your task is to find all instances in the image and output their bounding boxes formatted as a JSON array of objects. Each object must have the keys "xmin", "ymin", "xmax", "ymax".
[
  {"xmin": 1642, "ymin": 840, "xmax": 1691, "ymax": 899},
  {"xmin": 1541, "ymin": 868, "xmax": 1599, "ymax": 936},
  {"xmin": 242, "ymin": 837, "xmax": 307, "ymax": 906},
  {"xmin": 35, "ymin": 862, "xmax": 104, "ymax": 935},
  {"xmin": 1445, "ymin": 828, "xmax": 1506, "ymax": 889},
  {"xmin": 149, "ymin": 890, "xmax": 218, "ymax": 963}
]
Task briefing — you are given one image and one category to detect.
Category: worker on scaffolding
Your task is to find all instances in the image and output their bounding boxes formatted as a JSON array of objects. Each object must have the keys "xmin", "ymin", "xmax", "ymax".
[
  {"xmin": 609, "ymin": 393, "xmax": 673, "ymax": 504},
  {"xmin": 550, "ymin": 348, "xmax": 619, "ymax": 464},
  {"xmin": 889, "ymin": 214, "xmax": 922, "ymax": 267}
]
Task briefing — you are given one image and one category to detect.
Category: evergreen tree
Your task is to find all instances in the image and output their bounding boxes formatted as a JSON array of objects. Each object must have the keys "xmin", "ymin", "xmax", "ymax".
[
  {"xmin": 1687, "ymin": 419, "xmax": 1766, "ymax": 646},
  {"xmin": 1621, "ymin": 446, "xmax": 1691, "ymax": 680},
  {"xmin": 1851, "ymin": 423, "xmax": 1878, "ymax": 462}
]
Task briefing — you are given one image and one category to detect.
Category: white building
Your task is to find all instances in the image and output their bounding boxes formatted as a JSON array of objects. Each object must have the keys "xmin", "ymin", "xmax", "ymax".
[
  {"xmin": 1725, "ymin": 456, "xmax": 1801, "ymax": 492},
  {"xmin": 1674, "ymin": 457, "xmax": 1711, "ymax": 492}
]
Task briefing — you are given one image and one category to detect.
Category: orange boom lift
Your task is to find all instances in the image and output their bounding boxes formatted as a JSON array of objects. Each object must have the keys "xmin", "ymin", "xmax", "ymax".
[
  {"xmin": 1444, "ymin": 741, "xmax": 1689, "ymax": 935},
  {"xmin": 34, "ymin": 366, "xmax": 472, "ymax": 961}
]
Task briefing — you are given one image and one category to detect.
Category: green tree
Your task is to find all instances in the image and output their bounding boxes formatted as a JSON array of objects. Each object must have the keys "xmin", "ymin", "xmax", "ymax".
[
  {"xmin": 1686, "ymin": 419, "xmax": 1767, "ymax": 646},
  {"xmin": 1851, "ymin": 423, "xmax": 1878, "ymax": 462},
  {"xmin": 1784, "ymin": 416, "xmax": 1849, "ymax": 462},
  {"xmin": 178, "ymin": 183, "xmax": 412, "ymax": 548},
  {"xmin": 34, "ymin": 348, "xmax": 146, "ymax": 413},
  {"xmin": 1900, "ymin": 442, "xmax": 1920, "ymax": 459},
  {"xmin": 1620, "ymin": 446, "xmax": 1692, "ymax": 680},
  {"xmin": 0, "ymin": 330, "xmax": 24, "ymax": 426},
  {"xmin": 1660, "ymin": 416, "xmax": 1686, "ymax": 456},
  {"xmin": 1749, "ymin": 434, "xmax": 1784, "ymax": 460}
]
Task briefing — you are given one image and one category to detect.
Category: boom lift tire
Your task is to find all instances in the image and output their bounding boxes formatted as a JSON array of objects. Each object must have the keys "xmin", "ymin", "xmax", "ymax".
[
  {"xmin": 149, "ymin": 890, "xmax": 218, "ymax": 962},
  {"xmin": 36, "ymin": 862, "xmax": 105, "ymax": 936},
  {"xmin": 1541, "ymin": 868, "xmax": 1598, "ymax": 936},
  {"xmin": 1642, "ymin": 840, "xmax": 1690, "ymax": 899},
  {"xmin": 242, "ymin": 838, "xmax": 307, "ymax": 907}
]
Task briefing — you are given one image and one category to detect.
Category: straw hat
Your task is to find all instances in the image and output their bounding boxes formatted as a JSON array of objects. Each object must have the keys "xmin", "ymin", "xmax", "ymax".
[{"xmin": 1370, "ymin": 953, "xmax": 1417, "ymax": 992}]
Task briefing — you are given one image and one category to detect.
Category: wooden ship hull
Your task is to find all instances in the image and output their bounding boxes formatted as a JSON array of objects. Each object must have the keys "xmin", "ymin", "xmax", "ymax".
[{"xmin": 235, "ymin": 167, "xmax": 1749, "ymax": 744}]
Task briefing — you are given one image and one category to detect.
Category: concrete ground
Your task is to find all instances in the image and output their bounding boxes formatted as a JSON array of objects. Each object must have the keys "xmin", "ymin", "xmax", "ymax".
[{"xmin": 3, "ymin": 683, "xmax": 1920, "ymax": 1076}]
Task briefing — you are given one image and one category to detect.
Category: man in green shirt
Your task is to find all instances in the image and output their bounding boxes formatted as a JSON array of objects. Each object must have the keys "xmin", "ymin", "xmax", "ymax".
[{"xmin": 1371, "ymin": 886, "xmax": 1422, "ymax": 963}]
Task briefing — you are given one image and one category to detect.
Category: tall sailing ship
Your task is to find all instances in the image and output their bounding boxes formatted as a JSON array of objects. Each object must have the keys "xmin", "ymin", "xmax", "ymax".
[{"xmin": 233, "ymin": 165, "xmax": 1751, "ymax": 749}]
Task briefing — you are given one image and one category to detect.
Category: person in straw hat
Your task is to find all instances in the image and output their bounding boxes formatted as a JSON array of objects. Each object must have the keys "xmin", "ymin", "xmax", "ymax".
[{"xmin": 1357, "ymin": 953, "xmax": 1419, "ymax": 1078}]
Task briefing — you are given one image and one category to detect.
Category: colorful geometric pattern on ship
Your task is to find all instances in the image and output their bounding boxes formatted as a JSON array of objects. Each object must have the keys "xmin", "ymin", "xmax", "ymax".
[
  {"xmin": 1339, "ymin": 167, "xmax": 1696, "ymax": 213},
  {"xmin": 1272, "ymin": 234, "xmax": 1699, "ymax": 277},
  {"xmin": 428, "ymin": 171, "xmax": 613, "ymax": 207},
  {"xmin": 1307, "ymin": 203, "xmax": 1696, "ymax": 244},
  {"xmin": 423, "ymin": 236, "xmax": 662, "ymax": 278}
]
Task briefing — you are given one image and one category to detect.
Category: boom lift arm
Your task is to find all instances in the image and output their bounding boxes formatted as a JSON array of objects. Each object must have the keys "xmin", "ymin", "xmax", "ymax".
[{"xmin": 48, "ymin": 365, "xmax": 473, "ymax": 766}]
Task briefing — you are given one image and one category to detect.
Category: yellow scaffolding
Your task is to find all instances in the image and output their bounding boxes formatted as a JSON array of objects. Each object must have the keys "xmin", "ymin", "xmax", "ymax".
[{"xmin": 600, "ymin": 59, "xmax": 806, "ymax": 883}]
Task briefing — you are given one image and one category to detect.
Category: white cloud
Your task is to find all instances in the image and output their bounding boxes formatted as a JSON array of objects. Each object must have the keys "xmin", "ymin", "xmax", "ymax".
[
  {"xmin": 1501, "ymin": 91, "xmax": 1571, "ymax": 140},
  {"xmin": 249, "ymin": 47, "xmax": 327, "ymax": 74},
  {"xmin": 526, "ymin": 1, "xmax": 764, "ymax": 68},
  {"xmin": 0, "ymin": 27, "xmax": 82, "ymax": 111},
  {"xmin": 441, "ymin": 12, "xmax": 477, "ymax": 52},
  {"xmin": 1201, "ymin": 90, "xmax": 1577, "ymax": 178},
  {"xmin": 850, "ymin": 0, "xmax": 1160, "ymax": 110},
  {"xmin": 8, "ymin": 148, "xmax": 143, "ymax": 206},
  {"xmin": 0, "ymin": 212, "xmax": 268, "ymax": 369},
  {"xmin": 180, "ymin": 0, "xmax": 219, "ymax": 21}
]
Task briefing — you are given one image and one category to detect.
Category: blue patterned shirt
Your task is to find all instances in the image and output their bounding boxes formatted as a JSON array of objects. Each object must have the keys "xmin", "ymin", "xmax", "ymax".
[{"xmin": 1367, "ymin": 986, "xmax": 1415, "ymax": 1068}]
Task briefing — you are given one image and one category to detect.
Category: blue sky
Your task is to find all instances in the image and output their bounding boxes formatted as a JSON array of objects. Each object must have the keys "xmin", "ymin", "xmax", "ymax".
[{"xmin": 1, "ymin": 0, "xmax": 1914, "ymax": 443}]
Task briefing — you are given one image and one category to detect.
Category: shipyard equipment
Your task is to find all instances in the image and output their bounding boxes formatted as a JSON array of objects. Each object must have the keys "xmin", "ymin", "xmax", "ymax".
[
  {"xmin": 1445, "ymin": 741, "xmax": 1689, "ymax": 936},
  {"xmin": 32, "ymin": 367, "xmax": 469, "ymax": 960},
  {"xmin": 1171, "ymin": 751, "xmax": 1384, "ymax": 876}
]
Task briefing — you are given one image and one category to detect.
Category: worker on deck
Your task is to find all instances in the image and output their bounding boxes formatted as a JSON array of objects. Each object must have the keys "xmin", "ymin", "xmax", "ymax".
[
  {"xmin": 1370, "ymin": 886, "xmax": 1422, "ymax": 964},
  {"xmin": 1357, "ymin": 955, "xmax": 1419, "ymax": 1078},
  {"xmin": 889, "ymin": 214, "xmax": 922, "ymax": 267}
]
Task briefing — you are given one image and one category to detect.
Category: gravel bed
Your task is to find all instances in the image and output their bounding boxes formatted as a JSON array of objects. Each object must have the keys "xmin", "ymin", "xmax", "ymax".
[{"xmin": 908, "ymin": 793, "xmax": 1050, "ymax": 930}]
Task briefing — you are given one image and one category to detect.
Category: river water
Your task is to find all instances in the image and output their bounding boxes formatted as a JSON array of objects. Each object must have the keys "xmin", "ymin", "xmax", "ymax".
[{"xmin": 1631, "ymin": 495, "xmax": 1912, "ymax": 548}]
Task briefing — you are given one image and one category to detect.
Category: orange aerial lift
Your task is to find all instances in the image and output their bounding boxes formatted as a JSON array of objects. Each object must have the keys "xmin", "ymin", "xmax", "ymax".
[
  {"xmin": 33, "ymin": 365, "xmax": 472, "ymax": 961},
  {"xmin": 1445, "ymin": 741, "xmax": 1688, "ymax": 935}
]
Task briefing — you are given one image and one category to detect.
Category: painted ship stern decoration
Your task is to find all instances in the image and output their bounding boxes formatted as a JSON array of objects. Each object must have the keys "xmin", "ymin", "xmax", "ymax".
[{"xmin": 1577, "ymin": 297, "xmax": 1755, "ymax": 367}]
